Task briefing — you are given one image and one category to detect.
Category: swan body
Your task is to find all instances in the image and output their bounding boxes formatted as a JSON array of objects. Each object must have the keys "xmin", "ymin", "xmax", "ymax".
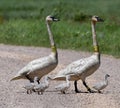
[
  {"xmin": 51, "ymin": 16, "xmax": 104, "ymax": 93},
  {"xmin": 53, "ymin": 54, "xmax": 100, "ymax": 81},
  {"xmin": 34, "ymin": 76, "xmax": 50, "ymax": 95},
  {"xmin": 93, "ymin": 74, "xmax": 110, "ymax": 93},
  {"xmin": 11, "ymin": 15, "xmax": 59, "ymax": 82}
]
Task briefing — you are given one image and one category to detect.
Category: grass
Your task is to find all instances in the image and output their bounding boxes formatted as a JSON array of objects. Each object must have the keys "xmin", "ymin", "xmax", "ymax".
[{"xmin": 0, "ymin": 0, "xmax": 120, "ymax": 57}]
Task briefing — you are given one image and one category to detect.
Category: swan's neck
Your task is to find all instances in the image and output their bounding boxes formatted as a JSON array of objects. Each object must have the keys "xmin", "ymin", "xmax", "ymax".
[
  {"xmin": 44, "ymin": 77, "xmax": 49, "ymax": 86},
  {"xmin": 105, "ymin": 76, "xmax": 108, "ymax": 85},
  {"xmin": 91, "ymin": 21, "xmax": 100, "ymax": 61},
  {"xmin": 34, "ymin": 80, "xmax": 39, "ymax": 85},
  {"xmin": 46, "ymin": 21, "xmax": 57, "ymax": 55},
  {"xmin": 66, "ymin": 77, "xmax": 70, "ymax": 86},
  {"xmin": 91, "ymin": 21, "xmax": 99, "ymax": 53}
]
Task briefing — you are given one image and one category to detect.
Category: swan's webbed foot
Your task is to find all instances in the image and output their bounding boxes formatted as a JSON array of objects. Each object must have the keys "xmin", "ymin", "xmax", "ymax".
[
  {"xmin": 75, "ymin": 89, "xmax": 82, "ymax": 93},
  {"xmin": 32, "ymin": 89, "xmax": 36, "ymax": 92},
  {"xmin": 27, "ymin": 90, "xmax": 32, "ymax": 94},
  {"xmin": 27, "ymin": 90, "xmax": 29, "ymax": 94},
  {"xmin": 98, "ymin": 90, "xmax": 102, "ymax": 93},
  {"xmin": 87, "ymin": 88, "xmax": 96, "ymax": 93},
  {"xmin": 62, "ymin": 91, "xmax": 66, "ymax": 94}
]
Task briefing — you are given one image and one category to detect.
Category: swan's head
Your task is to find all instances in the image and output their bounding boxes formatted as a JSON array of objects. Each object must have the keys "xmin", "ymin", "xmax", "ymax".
[
  {"xmin": 92, "ymin": 16, "xmax": 104, "ymax": 22},
  {"xmin": 105, "ymin": 74, "xmax": 110, "ymax": 79},
  {"xmin": 46, "ymin": 15, "xmax": 60, "ymax": 22},
  {"xmin": 106, "ymin": 74, "xmax": 110, "ymax": 77}
]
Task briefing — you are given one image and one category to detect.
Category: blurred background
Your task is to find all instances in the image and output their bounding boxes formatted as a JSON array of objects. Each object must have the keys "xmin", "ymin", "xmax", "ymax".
[{"xmin": 0, "ymin": 0, "xmax": 120, "ymax": 57}]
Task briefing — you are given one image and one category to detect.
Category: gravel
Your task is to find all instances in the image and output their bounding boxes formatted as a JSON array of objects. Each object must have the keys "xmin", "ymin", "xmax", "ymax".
[{"xmin": 0, "ymin": 44, "xmax": 120, "ymax": 108}]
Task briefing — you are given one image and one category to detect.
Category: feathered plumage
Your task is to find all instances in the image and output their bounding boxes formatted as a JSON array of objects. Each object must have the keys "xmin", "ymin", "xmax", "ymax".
[
  {"xmin": 23, "ymin": 77, "xmax": 39, "ymax": 94},
  {"xmin": 93, "ymin": 74, "xmax": 110, "ymax": 93},
  {"xmin": 11, "ymin": 15, "xmax": 59, "ymax": 82},
  {"xmin": 51, "ymin": 16, "xmax": 104, "ymax": 93},
  {"xmin": 34, "ymin": 76, "xmax": 50, "ymax": 95},
  {"xmin": 55, "ymin": 75, "xmax": 70, "ymax": 94}
]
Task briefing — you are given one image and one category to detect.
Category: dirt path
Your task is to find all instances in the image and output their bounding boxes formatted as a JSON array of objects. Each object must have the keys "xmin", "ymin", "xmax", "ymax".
[{"xmin": 0, "ymin": 44, "xmax": 120, "ymax": 108}]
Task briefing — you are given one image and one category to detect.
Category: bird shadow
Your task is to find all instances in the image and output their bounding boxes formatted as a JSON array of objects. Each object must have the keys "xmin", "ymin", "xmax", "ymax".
[{"xmin": 45, "ymin": 90, "xmax": 95, "ymax": 94}]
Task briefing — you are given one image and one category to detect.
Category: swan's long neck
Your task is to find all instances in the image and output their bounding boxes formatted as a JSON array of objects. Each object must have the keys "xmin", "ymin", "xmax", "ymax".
[
  {"xmin": 46, "ymin": 21, "xmax": 57, "ymax": 56},
  {"xmin": 34, "ymin": 78, "xmax": 39, "ymax": 85},
  {"xmin": 105, "ymin": 75, "xmax": 109, "ymax": 85},
  {"xmin": 66, "ymin": 76, "xmax": 70, "ymax": 86},
  {"xmin": 45, "ymin": 77, "xmax": 49, "ymax": 86},
  {"xmin": 91, "ymin": 21, "xmax": 99, "ymax": 52},
  {"xmin": 91, "ymin": 21, "xmax": 100, "ymax": 61}
]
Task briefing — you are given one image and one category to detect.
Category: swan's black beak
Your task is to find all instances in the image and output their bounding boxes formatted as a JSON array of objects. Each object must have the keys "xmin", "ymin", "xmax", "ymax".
[
  {"xmin": 97, "ymin": 17, "xmax": 104, "ymax": 22},
  {"xmin": 53, "ymin": 18, "xmax": 60, "ymax": 22},
  {"xmin": 106, "ymin": 74, "xmax": 110, "ymax": 77},
  {"xmin": 50, "ymin": 16, "xmax": 60, "ymax": 22}
]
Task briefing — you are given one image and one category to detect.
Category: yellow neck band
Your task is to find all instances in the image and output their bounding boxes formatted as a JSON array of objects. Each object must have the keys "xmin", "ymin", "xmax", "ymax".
[
  {"xmin": 94, "ymin": 45, "xmax": 99, "ymax": 52},
  {"xmin": 51, "ymin": 46, "xmax": 57, "ymax": 53}
]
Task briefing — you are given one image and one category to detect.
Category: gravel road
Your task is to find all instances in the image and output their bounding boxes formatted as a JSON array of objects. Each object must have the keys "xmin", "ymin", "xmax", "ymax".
[{"xmin": 0, "ymin": 44, "xmax": 120, "ymax": 108}]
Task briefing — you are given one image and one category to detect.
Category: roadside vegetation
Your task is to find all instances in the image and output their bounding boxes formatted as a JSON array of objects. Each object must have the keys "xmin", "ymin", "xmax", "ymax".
[{"xmin": 0, "ymin": 0, "xmax": 120, "ymax": 57}]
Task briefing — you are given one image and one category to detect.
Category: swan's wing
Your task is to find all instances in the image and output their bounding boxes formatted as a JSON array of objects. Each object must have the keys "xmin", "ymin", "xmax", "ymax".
[
  {"xmin": 11, "ymin": 55, "xmax": 55, "ymax": 81},
  {"xmin": 53, "ymin": 55, "xmax": 99, "ymax": 80},
  {"xmin": 55, "ymin": 59, "xmax": 85, "ymax": 75},
  {"xmin": 27, "ymin": 56, "xmax": 54, "ymax": 74},
  {"xmin": 52, "ymin": 59, "xmax": 86, "ymax": 80}
]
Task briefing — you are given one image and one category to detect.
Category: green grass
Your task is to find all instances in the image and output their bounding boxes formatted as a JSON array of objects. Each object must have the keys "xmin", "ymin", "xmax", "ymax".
[{"xmin": 0, "ymin": 0, "xmax": 120, "ymax": 57}]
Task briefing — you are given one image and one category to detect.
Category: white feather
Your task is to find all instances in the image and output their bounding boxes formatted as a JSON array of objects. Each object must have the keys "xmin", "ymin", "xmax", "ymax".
[
  {"xmin": 53, "ymin": 54, "xmax": 100, "ymax": 81},
  {"xmin": 23, "ymin": 77, "xmax": 39, "ymax": 94},
  {"xmin": 11, "ymin": 15, "xmax": 59, "ymax": 82},
  {"xmin": 50, "ymin": 16, "xmax": 103, "ymax": 92},
  {"xmin": 55, "ymin": 76, "xmax": 71, "ymax": 94},
  {"xmin": 34, "ymin": 76, "xmax": 50, "ymax": 94},
  {"xmin": 93, "ymin": 74, "xmax": 110, "ymax": 93}
]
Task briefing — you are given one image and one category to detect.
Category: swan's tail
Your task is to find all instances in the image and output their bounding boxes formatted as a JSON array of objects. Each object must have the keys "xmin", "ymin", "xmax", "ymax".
[
  {"xmin": 48, "ymin": 75, "xmax": 66, "ymax": 81},
  {"xmin": 10, "ymin": 75, "xmax": 23, "ymax": 81}
]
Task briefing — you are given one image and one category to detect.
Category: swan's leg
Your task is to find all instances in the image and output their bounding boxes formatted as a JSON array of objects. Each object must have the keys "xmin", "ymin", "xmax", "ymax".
[
  {"xmin": 82, "ymin": 81, "xmax": 95, "ymax": 93},
  {"xmin": 98, "ymin": 90, "xmax": 102, "ymax": 93},
  {"xmin": 62, "ymin": 91, "xmax": 65, "ymax": 94},
  {"xmin": 25, "ymin": 75, "xmax": 33, "ymax": 82},
  {"xmin": 74, "ymin": 81, "xmax": 81, "ymax": 93},
  {"xmin": 30, "ymin": 90, "xmax": 32, "ymax": 94},
  {"xmin": 32, "ymin": 89, "xmax": 35, "ymax": 92},
  {"xmin": 37, "ymin": 80, "xmax": 40, "ymax": 84},
  {"xmin": 25, "ymin": 75, "xmax": 40, "ymax": 92},
  {"xmin": 41, "ymin": 91, "xmax": 43, "ymax": 95},
  {"xmin": 27, "ymin": 90, "xmax": 29, "ymax": 94},
  {"xmin": 27, "ymin": 90, "xmax": 31, "ymax": 94},
  {"xmin": 38, "ymin": 91, "xmax": 40, "ymax": 95}
]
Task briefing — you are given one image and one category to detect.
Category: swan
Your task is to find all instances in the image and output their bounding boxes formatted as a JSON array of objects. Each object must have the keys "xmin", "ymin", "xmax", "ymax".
[
  {"xmin": 11, "ymin": 15, "xmax": 59, "ymax": 83},
  {"xmin": 51, "ymin": 16, "xmax": 104, "ymax": 93},
  {"xmin": 23, "ymin": 77, "xmax": 39, "ymax": 94},
  {"xmin": 55, "ymin": 75, "xmax": 71, "ymax": 94},
  {"xmin": 92, "ymin": 74, "xmax": 110, "ymax": 93},
  {"xmin": 34, "ymin": 75, "xmax": 50, "ymax": 95}
]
